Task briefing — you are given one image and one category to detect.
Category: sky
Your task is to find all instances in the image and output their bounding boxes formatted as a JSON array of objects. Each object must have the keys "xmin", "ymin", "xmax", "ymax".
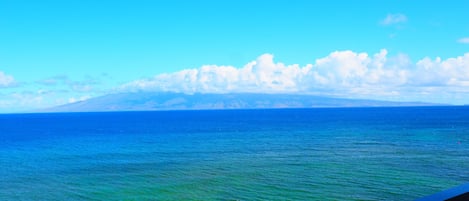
[{"xmin": 1, "ymin": 0, "xmax": 469, "ymax": 112}]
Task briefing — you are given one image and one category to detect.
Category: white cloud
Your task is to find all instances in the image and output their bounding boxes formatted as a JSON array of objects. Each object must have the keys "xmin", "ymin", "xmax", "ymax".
[
  {"xmin": 306, "ymin": 49, "xmax": 410, "ymax": 96},
  {"xmin": 458, "ymin": 37, "xmax": 469, "ymax": 44},
  {"xmin": 68, "ymin": 95, "xmax": 91, "ymax": 103},
  {"xmin": 121, "ymin": 50, "xmax": 469, "ymax": 102},
  {"xmin": 0, "ymin": 71, "xmax": 15, "ymax": 87},
  {"xmin": 380, "ymin": 13, "xmax": 407, "ymax": 26},
  {"xmin": 0, "ymin": 89, "xmax": 97, "ymax": 112},
  {"xmin": 122, "ymin": 54, "xmax": 310, "ymax": 94},
  {"xmin": 414, "ymin": 53, "xmax": 469, "ymax": 87},
  {"xmin": 0, "ymin": 73, "xmax": 107, "ymax": 111},
  {"xmin": 0, "ymin": 91, "xmax": 46, "ymax": 112}
]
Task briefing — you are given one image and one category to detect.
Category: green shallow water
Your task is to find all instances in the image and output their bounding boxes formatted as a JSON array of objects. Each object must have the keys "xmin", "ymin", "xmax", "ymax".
[{"xmin": 1, "ymin": 107, "xmax": 469, "ymax": 200}]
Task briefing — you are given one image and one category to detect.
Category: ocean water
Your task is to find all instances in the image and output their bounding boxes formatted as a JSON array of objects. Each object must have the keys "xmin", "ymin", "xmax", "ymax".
[{"xmin": 1, "ymin": 107, "xmax": 468, "ymax": 200}]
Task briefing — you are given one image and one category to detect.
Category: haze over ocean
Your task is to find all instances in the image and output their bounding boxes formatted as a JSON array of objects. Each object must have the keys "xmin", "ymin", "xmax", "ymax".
[{"xmin": 1, "ymin": 107, "xmax": 468, "ymax": 200}]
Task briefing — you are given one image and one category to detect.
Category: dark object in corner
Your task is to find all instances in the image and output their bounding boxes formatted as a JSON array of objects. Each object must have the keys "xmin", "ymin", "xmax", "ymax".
[
  {"xmin": 445, "ymin": 192, "xmax": 469, "ymax": 201},
  {"xmin": 416, "ymin": 183, "xmax": 469, "ymax": 201}
]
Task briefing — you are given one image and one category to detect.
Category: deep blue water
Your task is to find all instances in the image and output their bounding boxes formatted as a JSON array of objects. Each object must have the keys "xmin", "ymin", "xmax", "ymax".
[{"xmin": 1, "ymin": 107, "xmax": 469, "ymax": 200}]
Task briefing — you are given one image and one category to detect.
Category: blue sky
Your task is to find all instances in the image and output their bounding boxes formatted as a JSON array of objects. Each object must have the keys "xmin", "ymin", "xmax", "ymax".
[{"xmin": 1, "ymin": 0, "xmax": 469, "ymax": 112}]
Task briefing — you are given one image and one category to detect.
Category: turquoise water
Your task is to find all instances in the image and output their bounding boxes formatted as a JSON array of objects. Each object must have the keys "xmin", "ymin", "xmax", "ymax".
[{"xmin": 1, "ymin": 107, "xmax": 468, "ymax": 200}]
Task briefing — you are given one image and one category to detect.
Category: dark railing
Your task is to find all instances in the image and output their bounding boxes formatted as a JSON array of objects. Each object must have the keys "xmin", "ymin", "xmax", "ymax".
[{"xmin": 416, "ymin": 183, "xmax": 469, "ymax": 201}]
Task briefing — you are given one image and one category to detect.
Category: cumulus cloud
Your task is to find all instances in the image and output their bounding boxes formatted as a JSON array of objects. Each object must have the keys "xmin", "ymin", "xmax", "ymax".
[
  {"xmin": 121, "ymin": 49, "xmax": 469, "ymax": 101},
  {"xmin": 380, "ymin": 13, "xmax": 407, "ymax": 26},
  {"xmin": 0, "ymin": 71, "xmax": 15, "ymax": 87},
  {"xmin": 122, "ymin": 54, "xmax": 310, "ymax": 94},
  {"xmin": 458, "ymin": 37, "xmax": 469, "ymax": 44},
  {"xmin": 414, "ymin": 53, "xmax": 469, "ymax": 87}
]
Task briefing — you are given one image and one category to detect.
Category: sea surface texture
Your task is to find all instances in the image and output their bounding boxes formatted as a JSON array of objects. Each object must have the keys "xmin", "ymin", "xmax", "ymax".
[{"xmin": 1, "ymin": 107, "xmax": 468, "ymax": 200}]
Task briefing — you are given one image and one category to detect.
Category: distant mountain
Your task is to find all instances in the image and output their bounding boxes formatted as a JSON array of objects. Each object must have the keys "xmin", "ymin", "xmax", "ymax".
[{"xmin": 41, "ymin": 92, "xmax": 440, "ymax": 113}]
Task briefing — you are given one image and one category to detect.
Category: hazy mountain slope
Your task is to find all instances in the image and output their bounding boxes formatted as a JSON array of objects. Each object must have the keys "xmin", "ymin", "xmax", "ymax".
[{"xmin": 41, "ymin": 92, "xmax": 439, "ymax": 112}]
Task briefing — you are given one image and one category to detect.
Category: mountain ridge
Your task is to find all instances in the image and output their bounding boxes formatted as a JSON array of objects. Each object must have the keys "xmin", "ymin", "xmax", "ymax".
[{"xmin": 41, "ymin": 92, "xmax": 442, "ymax": 113}]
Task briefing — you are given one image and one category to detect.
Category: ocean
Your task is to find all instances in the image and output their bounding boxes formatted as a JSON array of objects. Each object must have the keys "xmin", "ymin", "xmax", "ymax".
[{"xmin": 1, "ymin": 107, "xmax": 468, "ymax": 200}]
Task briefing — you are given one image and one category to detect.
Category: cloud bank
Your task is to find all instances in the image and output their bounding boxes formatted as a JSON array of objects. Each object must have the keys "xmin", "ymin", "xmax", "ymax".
[
  {"xmin": 122, "ymin": 49, "xmax": 469, "ymax": 103},
  {"xmin": 0, "ymin": 74, "xmax": 104, "ymax": 112},
  {"xmin": 0, "ymin": 71, "xmax": 15, "ymax": 87}
]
